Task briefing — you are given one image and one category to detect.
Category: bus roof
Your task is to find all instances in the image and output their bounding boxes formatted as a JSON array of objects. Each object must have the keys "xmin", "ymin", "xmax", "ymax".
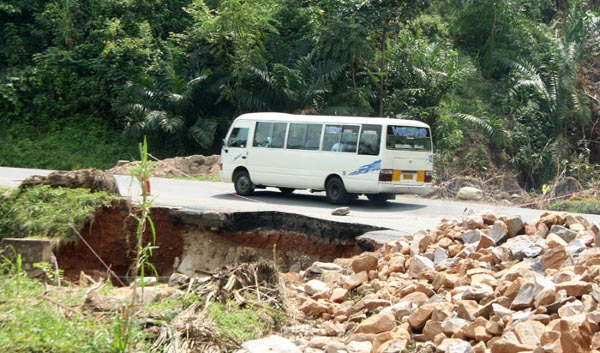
[{"xmin": 234, "ymin": 112, "xmax": 430, "ymax": 128}]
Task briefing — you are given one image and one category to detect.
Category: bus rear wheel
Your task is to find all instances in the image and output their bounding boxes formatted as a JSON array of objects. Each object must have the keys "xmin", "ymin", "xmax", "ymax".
[
  {"xmin": 326, "ymin": 177, "xmax": 350, "ymax": 205},
  {"xmin": 234, "ymin": 170, "xmax": 255, "ymax": 196},
  {"xmin": 279, "ymin": 187, "xmax": 295, "ymax": 195}
]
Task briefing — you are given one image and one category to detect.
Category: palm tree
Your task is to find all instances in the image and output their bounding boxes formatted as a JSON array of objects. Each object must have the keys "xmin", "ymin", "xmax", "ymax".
[
  {"xmin": 116, "ymin": 56, "xmax": 230, "ymax": 151},
  {"xmin": 507, "ymin": 38, "xmax": 591, "ymax": 175},
  {"xmin": 242, "ymin": 52, "xmax": 348, "ymax": 114}
]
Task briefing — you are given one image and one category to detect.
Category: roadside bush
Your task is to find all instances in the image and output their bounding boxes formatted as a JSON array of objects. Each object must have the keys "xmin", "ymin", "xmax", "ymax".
[
  {"xmin": 0, "ymin": 185, "xmax": 116, "ymax": 240},
  {"xmin": 549, "ymin": 198, "xmax": 600, "ymax": 214},
  {"xmin": 0, "ymin": 118, "xmax": 137, "ymax": 170}
]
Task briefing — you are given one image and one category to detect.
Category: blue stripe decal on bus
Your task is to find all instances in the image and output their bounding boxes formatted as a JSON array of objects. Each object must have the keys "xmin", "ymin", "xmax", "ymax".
[
  {"xmin": 349, "ymin": 159, "xmax": 381, "ymax": 175},
  {"xmin": 232, "ymin": 154, "xmax": 242, "ymax": 162}
]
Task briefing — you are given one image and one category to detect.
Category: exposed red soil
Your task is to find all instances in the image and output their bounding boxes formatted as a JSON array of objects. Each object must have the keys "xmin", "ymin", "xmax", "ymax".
[
  {"xmin": 56, "ymin": 201, "xmax": 184, "ymax": 284},
  {"xmin": 220, "ymin": 230, "xmax": 364, "ymax": 258}
]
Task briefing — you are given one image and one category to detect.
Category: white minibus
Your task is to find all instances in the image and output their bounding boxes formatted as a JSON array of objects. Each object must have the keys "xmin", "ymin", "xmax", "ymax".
[{"xmin": 220, "ymin": 112, "xmax": 433, "ymax": 204}]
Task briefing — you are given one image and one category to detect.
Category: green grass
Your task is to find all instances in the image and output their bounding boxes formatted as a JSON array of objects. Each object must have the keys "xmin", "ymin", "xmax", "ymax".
[
  {"xmin": 144, "ymin": 295, "xmax": 200, "ymax": 322},
  {"xmin": 0, "ymin": 185, "xmax": 117, "ymax": 240},
  {"xmin": 208, "ymin": 302, "xmax": 269, "ymax": 342},
  {"xmin": 549, "ymin": 198, "xmax": 600, "ymax": 214},
  {"xmin": 0, "ymin": 269, "xmax": 112, "ymax": 352},
  {"xmin": 162, "ymin": 174, "xmax": 222, "ymax": 182},
  {"xmin": 193, "ymin": 175, "xmax": 222, "ymax": 182}
]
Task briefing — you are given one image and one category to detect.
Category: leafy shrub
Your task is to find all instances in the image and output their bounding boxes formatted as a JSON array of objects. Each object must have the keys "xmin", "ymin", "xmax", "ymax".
[
  {"xmin": 549, "ymin": 198, "xmax": 600, "ymax": 214},
  {"xmin": 0, "ymin": 118, "xmax": 138, "ymax": 170},
  {"xmin": 0, "ymin": 186, "xmax": 116, "ymax": 240}
]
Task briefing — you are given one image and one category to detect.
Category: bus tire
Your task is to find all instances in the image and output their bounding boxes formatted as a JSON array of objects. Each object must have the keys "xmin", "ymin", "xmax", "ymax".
[
  {"xmin": 234, "ymin": 170, "xmax": 255, "ymax": 196},
  {"xmin": 325, "ymin": 177, "xmax": 350, "ymax": 205},
  {"xmin": 279, "ymin": 187, "xmax": 295, "ymax": 195}
]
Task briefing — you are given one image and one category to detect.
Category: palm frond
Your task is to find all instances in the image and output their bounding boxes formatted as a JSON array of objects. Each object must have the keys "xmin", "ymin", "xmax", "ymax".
[
  {"xmin": 453, "ymin": 113, "xmax": 506, "ymax": 145},
  {"xmin": 189, "ymin": 119, "xmax": 219, "ymax": 149}
]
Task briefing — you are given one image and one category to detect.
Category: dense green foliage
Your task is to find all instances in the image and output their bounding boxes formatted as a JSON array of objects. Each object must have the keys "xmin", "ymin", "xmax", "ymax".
[
  {"xmin": 0, "ymin": 186, "xmax": 116, "ymax": 239},
  {"xmin": 1, "ymin": 0, "xmax": 599, "ymax": 188}
]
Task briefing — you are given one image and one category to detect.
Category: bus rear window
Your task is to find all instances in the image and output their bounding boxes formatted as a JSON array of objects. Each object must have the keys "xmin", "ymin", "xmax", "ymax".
[{"xmin": 386, "ymin": 126, "xmax": 431, "ymax": 151}]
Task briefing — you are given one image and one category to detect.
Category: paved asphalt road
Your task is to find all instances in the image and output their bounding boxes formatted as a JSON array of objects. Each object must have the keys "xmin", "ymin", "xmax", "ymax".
[{"xmin": 2, "ymin": 166, "xmax": 599, "ymax": 241}]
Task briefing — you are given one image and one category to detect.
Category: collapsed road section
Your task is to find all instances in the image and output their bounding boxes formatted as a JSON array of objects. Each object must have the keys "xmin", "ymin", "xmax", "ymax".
[{"xmin": 55, "ymin": 201, "xmax": 386, "ymax": 283}]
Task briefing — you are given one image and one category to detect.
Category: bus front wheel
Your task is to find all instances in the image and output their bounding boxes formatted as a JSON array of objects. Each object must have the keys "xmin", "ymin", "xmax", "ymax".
[
  {"xmin": 326, "ymin": 177, "xmax": 350, "ymax": 205},
  {"xmin": 234, "ymin": 171, "xmax": 255, "ymax": 196}
]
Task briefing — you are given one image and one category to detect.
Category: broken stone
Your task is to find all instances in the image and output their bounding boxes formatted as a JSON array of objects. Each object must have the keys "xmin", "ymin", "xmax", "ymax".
[
  {"xmin": 514, "ymin": 320, "xmax": 546, "ymax": 348},
  {"xmin": 305, "ymin": 280, "xmax": 330, "ymax": 296},
  {"xmin": 546, "ymin": 233, "xmax": 568, "ymax": 248},
  {"xmin": 457, "ymin": 300, "xmax": 480, "ymax": 321},
  {"xmin": 332, "ymin": 207, "xmax": 350, "ymax": 216},
  {"xmin": 343, "ymin": 271, "xmax": 369, "ymax": 290},
  {"xmin": 556, "ymin": 281, "xmax": 592, "ymax": 297},
  {"xmin": 352, "ymin": 253, "xmax": 379, "ymax": 273},
  {"xmin": 549, "ymin": 225, "xmax": 578, "ymax": 243},
  {"xmin": 489, "ymin": 339, "xmax": 535, "ymax": 353},
  {"xmin": 505, "ymin": 216, "xmax": 525, "ymax": 237},
  {"xmin": 239, "ymin": 335, "xmax": 302, "ymax": 353},
  {"xmin": 558, "ymin": 300, "xmax": 584, "ymax": 317},
  {"xmin": 423, "ymin": 320, "xmax": 443, "ymax": 341},
  {"xmin": 300, "ymin": 299, "xmax": 329, "ymax": 317},
  {"xmin": 463, "ymin": 209, "xmax": 485, "ymax": 229},
  {"xmin": 477, "ymin": 234, "xmax": 495, "ymax": 251},
  {"xmin": 408, "ymin": 303, "xmax": 435, "ymax": 330},
  {"xmin": 331, "ymin": 288, "xmax": 349, "ymax": 303},
  {"xmin": 542, "ymin": 246, "xmax": 568, "ymax": 270},
  {"xmin": 489, "ymin": 221, "xmax": 509, "ymax": 245},
  {"xmin": 408, "ymin": 255, "xmax": 434, "ymax": 279},
  {"xmin": 511, "ymin": 282, "xmax": 535, "ymax": 310},
  {"xmin": 347, "ymin": 341, "xmax": 372, "ymax": 353},
  {"xmin": 354, "ymin": 312, "xmax": 396, "ymax": 334},
  {"xmin": 560, "ymin": 314, "xmax": 593, "ymax": 353},
  {"xmin": 168, "ymin": 272, "xmax": 189, "ymax": 287},
  {"xmin": 309, "ymin": 262, "xmax": 343, "ymax": 274},
  {"xmin": 462, "ymin": 229, "xmax": 483, "ymax": 244}
]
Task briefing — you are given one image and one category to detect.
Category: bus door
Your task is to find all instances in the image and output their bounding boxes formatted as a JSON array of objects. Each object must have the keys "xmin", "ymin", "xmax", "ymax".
[{"xmin": 222, "ymin": 120, "xmax": 251, "ymax": 169}]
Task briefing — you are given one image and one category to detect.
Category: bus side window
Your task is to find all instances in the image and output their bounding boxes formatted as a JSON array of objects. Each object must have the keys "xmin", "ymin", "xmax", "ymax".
[
  {"xmin": 340, "ymin": 125, "xmax": 360, "ymax": 152},
  {"xmin": 253, "ymin": 122, "xmax": 286, "ymax": 148},
  {"xmin": 271, "ymin": 123, "xmax": 287, "ymax": 148},
  {"xmin": 304, "ymin": 124, "xmax": 322, "ymax": 150},
  {"xmin": 287, "ymin": 123, "xmax": 308, "ymax": 149},
  {"xmin": 323, "ymin": 125, "xmax": 342, "ymax": 151},
  {"xmin": 358, "ymin": 125, "xmax": 381, "ymax": 155},
  {"xmin": 228, "ymin": 127, "xmax": 249, "ymax": 148}
]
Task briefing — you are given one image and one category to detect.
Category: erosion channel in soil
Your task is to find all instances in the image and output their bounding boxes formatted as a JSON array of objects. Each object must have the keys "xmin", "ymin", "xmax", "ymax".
[{"xmin": 56, "ymin": 200, "xmax": 384, "ymax": 284}]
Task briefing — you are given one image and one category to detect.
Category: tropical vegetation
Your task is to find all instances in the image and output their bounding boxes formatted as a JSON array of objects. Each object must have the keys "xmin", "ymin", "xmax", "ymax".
[{"xmin": 1, "ymin": 0, "xmax": 599, "ymax": 189}]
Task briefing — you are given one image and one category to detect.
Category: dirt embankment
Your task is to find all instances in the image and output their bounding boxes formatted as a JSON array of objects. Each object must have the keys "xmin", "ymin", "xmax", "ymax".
[
  {"xmin": 56, "ymin": 205, "xmax": 380, "ymax": 283},
  {"xmin": 56, "ymin": 201, "xmax": 184, "ymax": 282},
  {"xmin": 109, "ymin": 154, "xmax": 221, "ymax": 178}
]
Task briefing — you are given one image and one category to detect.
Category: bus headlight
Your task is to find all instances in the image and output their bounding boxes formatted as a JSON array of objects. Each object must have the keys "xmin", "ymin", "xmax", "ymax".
[
  {"xmin": 379, "ymin": 169, "xmax": 393, "ymax": 182},
  {"xmin": 425, "ymin": 170, "xmax": 432, "ymax": 183}
]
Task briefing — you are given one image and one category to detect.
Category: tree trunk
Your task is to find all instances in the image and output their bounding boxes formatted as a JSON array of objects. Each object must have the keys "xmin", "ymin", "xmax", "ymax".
[{"xmin": 379, "ymin": 28, "xmax": 387, "ymax": 117}]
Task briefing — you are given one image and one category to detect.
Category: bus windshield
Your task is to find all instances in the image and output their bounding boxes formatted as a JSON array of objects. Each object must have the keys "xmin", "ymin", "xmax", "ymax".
[{"xmin": 386, "ymin": 126, "xmax": 431, "ymax": 151}]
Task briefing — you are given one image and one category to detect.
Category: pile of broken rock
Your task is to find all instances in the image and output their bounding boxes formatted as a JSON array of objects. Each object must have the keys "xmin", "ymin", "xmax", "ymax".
[{"xmin": 243, "ymin": 210, "xmax": 600, "ymax": 353}]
